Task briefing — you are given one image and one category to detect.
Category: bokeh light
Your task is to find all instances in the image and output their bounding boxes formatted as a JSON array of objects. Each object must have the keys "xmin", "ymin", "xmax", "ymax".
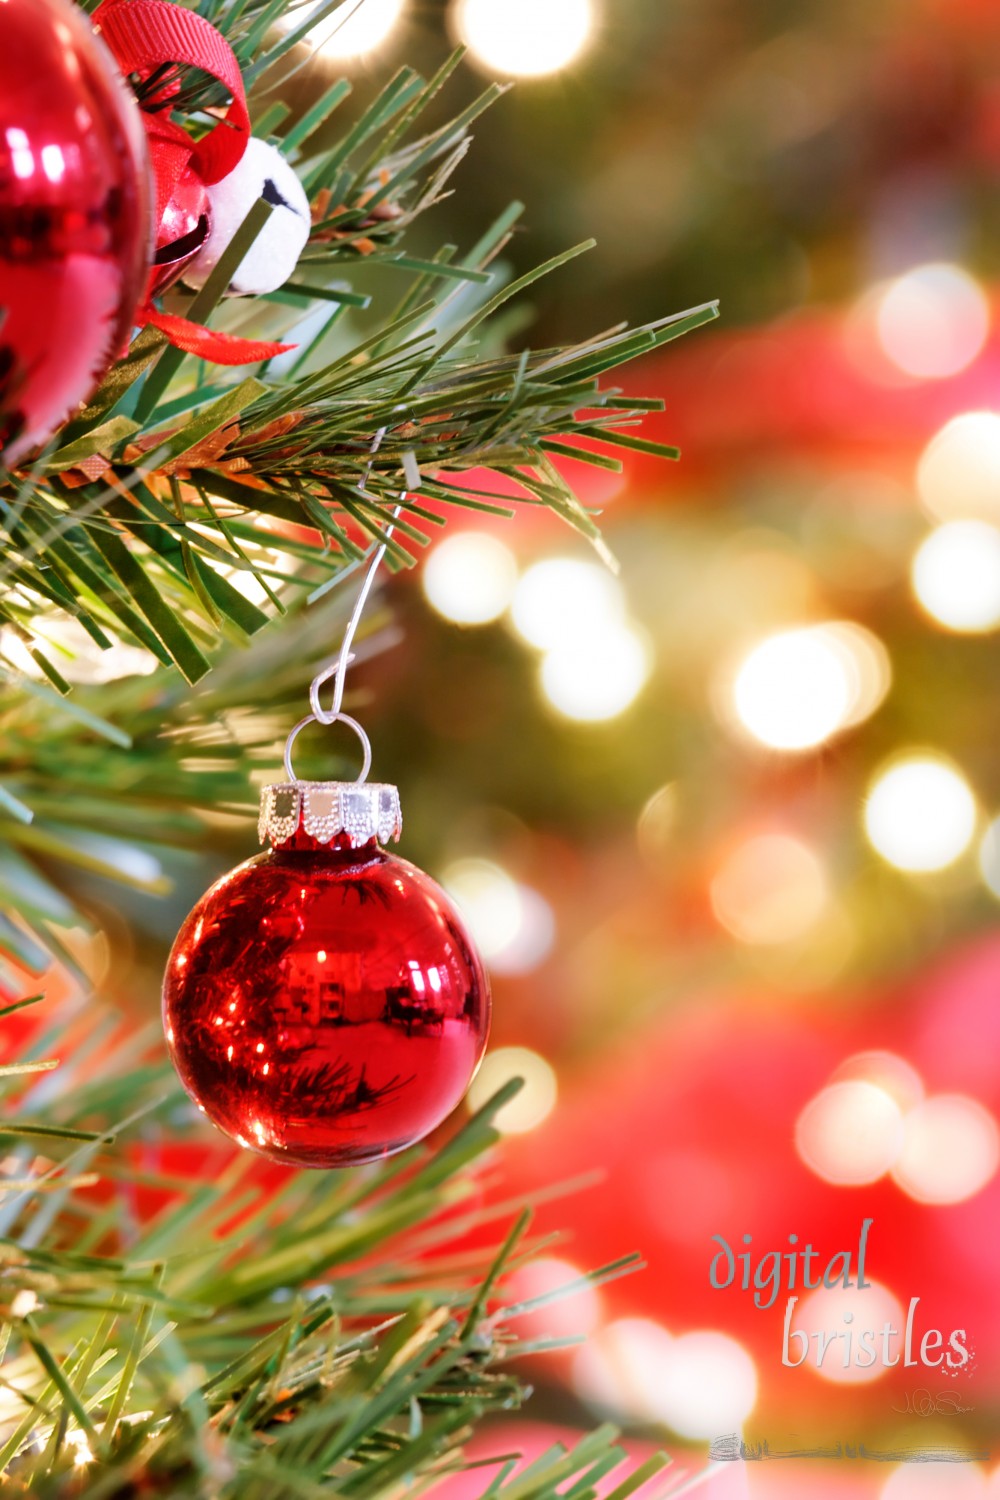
[
  {"xmin": 881, "ymin": 1461, "xmax": 988, "ymax": 1499},
  {"xmin": 874, "ymin": 263, "xmax": 989, "ymax": 379},
  {"xmin": 978, "ymin": 815, "xmax": 1000, "ymax": 898},
  {"xmin": 441, "ymin": 858, "xmax": 555, "ymax": 973},
  {"xmin": 505, "ymin": 1255, "xmax": 601, "ymax": 1340},
  {"xmin": 710, "ymin": 833, "xmax": 828, "ymax": 946},
  {"xmin": 891, "ymin": 1094, "xmax": 999, "ymax": 1204},
  {"xmin": 791, "ymin": 1281, "xmax": 906, "ymax": 1385},
  {"xmin": 572, "ymin": 1320, "xmax": 757, "ymax": 1438},
  {"xmin": 911, "ymin": 520, "xmax": 1000, "ymax": 632},
  {"xmin": 864, "ymin": 755, "xmax": 977, "ymax": 873},
  {"xmin": 795, "ymin": 1080, "xmax": 905, "ymax": 1186},
  {"xmin": 466, "ymin": 1045, "xmax": 558, "ymax": 1133},
  {"xmin": 423, "ymin": 532, "xmax": 518, "ymax": 625},
  {"xmin": 0, "ymin": 619, "xmax": 159, "ymax": 685},
  {"xmin": 510, "ymin": 557, "xmax": 624, "ymax": 650},
  {"xmin": 831, "ymin": 1051, "xmax": 924, "ymax": 1114},
  {"xmin": 917, "ymin": 412, "xmax": 1000, "ymax": 523},
  {"xmin": 292, "ymin": 0, "xmax": 405, "ymax": 59},
  {"xmin": 453, "ymin": 0, "xmax": 595, "ymax": 78},
  {"xmin": 729, "ymin": 622, "xmax": 889, "ymax": 751},
  {"xmin": 539, "ymin": 622, "xmax": 651, "ymax": 722}
]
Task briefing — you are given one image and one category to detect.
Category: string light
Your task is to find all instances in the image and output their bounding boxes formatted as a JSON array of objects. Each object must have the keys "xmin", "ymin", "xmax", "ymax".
[
  {"xmin": 916, "ymin": 412, "xmax": 1000, "ymax": 523},
  {"xmin": 453, "ymin": 0, "xmax": 595, "ymax": 78},
  {"xmin": 423, "ymin": 532, "xmax": 518, "ymax": 625},
  {"xmin": 911, "ymin": 520, "xmax": 1000, "ymax": 632},
  {"xmin": 729, "ymin": 622, "xmax": 889, "ymax": 751},
  {"xmin": 864, "ymin": 755, "xmax": 977, "ymax": 873},
  {"xmin": 466, "ymin": 1045, "xmax": 558, "ymax": 1133},
  {"xmin": 874, "ymin": 263, "xmax": 989, "ymax": 379}
]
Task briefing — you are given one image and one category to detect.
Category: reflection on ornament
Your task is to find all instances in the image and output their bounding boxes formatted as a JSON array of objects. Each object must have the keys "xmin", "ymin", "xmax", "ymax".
[{"xmin": 164, "ymin": 780, "xmax": 490, "ymax": 1167}]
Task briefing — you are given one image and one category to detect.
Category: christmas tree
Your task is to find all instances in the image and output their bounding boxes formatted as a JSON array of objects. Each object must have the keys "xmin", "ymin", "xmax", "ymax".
[{"xmin": 0, "ymin": 0, "xmax": 715, "ymax": 1494}]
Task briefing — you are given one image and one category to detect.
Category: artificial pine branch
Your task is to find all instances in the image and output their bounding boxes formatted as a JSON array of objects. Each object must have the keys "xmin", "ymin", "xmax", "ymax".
[{"xmin": 0, "ymin": 1002, "xmax": 678, "ymax": 1500}]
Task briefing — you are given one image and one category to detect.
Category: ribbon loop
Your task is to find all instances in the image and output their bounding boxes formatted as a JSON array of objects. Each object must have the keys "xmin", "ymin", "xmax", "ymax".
[
  {"xmin": 95, "ymin": 0, "xmax": 250, "ymax": 183},
  {"xmin": 95, "ymin": 0, "xmax": 296, "ymax": 367}
]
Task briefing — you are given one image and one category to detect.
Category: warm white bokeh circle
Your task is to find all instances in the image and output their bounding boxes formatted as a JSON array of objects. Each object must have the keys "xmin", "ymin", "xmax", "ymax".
[
  {"xmin": 917, "ymin": 412, "xmax": 1000, "ymax": 523},
  {"xmin": 296, "ymin": 0, "xmax": 405, "ymax": 58},
  {"xmin": 454, "ymin": 0, "xmax": 595, "ymax": 77},
  {"xmin": 912, "ymin": 520, "xmax": 1000, "ymax": 632},
  {"xmin": 511, "ymin": 557, "xmax": 624, "ymax": 649},
  {"xmin": 892, "ymin": 1094, "xmax": 1000, "ymax": 1204},
  {"xmin": 790, "ymin": 1281, "xmax": 906, "ymax": 1385},
  {"xmin": 729, "ymin": 622, "xmax": 888, "ymax": 751},
  {"xmin": 540, "ymin": 623, "xmax": 651, "ymax": 722},
  {"xmin": 466, "ymin": 1045, "xmax": 558, "ymax": 1133},
  {"xmin": 864, "ymin": 756, "xmax": 977, "ymax": 872},
  {"xmin": 441, "ymin": 858, "xmax": 555, "ymax": 974},
  {"xmin": 423, "ymin": 532, "xmax": 518, "ymax": 624},
  {"xmin": 875, "ymin": 263, "xmax": 990, "ymax": 379},
  {"xmin": 795, "ymin": 1080, "xmax": 905, "ymax": 1186},
  {"xmin": 572, "ymin": 1319, "xmax": 757, "ymax": 1437}
]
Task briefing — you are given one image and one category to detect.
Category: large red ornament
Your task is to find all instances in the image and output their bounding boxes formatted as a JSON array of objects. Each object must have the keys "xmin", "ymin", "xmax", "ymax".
[
  {"xmin": 0, "ymin": 0, "xmax": 151, "ymax": 464},
  {"xmin": 163, "ymin": 781, "xmax": 491, "ymax": 1168}
]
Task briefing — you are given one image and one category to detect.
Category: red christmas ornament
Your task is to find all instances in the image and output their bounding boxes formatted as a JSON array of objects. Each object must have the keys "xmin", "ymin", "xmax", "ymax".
[
  {"xmin": 163, "ymin": 780, "xmax": 491, "ymax": 1168},
  {"xmin": 149, "ymin": 163, "xmax": 210, "ymax": 296},
  {"xmin": 0, "ymin": 0, "xmax": 152, "ymax": 465}
]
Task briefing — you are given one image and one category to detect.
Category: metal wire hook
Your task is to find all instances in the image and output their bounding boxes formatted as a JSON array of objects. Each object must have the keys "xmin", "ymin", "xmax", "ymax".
[{"xmin": 282, "ymin": 425, "xmax": 404, "ymax": 784}]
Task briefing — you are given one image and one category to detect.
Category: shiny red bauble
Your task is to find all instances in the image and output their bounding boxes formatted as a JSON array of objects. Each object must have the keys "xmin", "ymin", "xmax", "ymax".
[
  {"xmin": 0, "ymin": 0, "xmax": 151, "ymax": 464},
  {"xmin": 149, "ymin": 163, "xmax": 210, "ymax": 296},
  {"xmin": 163, "ymin": 840, "xmax": 491, "ymax": 1168}
]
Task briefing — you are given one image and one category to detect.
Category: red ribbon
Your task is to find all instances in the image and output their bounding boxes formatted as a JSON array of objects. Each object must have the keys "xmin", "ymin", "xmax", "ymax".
[{"xmin": 95, "ymin": 0, "xmax": 294, "ymax": 365}]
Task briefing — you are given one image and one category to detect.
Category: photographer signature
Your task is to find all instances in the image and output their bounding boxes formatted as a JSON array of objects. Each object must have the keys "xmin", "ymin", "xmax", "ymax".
[{"xmin": 891, "ymin": 1389, "xmax": 975, "ymax": 1416}]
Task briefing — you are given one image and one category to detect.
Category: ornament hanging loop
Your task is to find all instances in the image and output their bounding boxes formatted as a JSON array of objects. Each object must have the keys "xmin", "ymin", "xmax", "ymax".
[{"xmin": 283, "ymin": 712, "xmax": 372, "ymax": 785}]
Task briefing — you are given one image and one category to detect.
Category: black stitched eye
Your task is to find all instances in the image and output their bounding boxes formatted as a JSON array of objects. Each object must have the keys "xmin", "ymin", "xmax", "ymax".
[{"xmin": 262, "ymin": 177, "xmax": 294, "ymax": 212}]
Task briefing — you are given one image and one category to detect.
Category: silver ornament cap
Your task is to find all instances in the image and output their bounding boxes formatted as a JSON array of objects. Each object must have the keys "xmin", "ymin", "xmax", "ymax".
[{"xmin": 259, "ymin": 780, "xmax": 402, "ymax": 850}]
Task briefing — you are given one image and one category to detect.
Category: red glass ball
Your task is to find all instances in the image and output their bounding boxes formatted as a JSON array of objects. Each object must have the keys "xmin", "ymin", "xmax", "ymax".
[
  {"xmin": 0, "ymin": 0, "xmax": 152, "ymax": 464},
  {"xmin": 149, "ymin": 163, "xmax": 210, "ymax": 296},
  {"xmin": 163, "ymin": 841, "xmax": 491, "ymax": 1168}
]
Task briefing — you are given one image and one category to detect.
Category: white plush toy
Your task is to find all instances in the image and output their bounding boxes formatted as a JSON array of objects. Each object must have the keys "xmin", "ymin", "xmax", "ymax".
[{"xmin": 184, "ymin": 137, "xmax": 311, "ymax": 296}]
